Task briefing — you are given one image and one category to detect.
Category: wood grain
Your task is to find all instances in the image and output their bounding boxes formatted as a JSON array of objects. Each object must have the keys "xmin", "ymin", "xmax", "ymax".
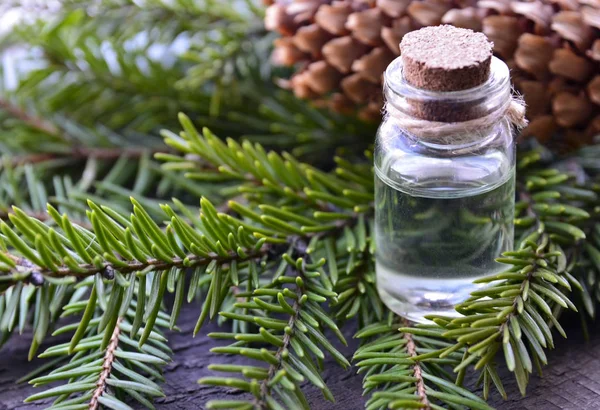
[{"xmin": 1, "ymin": 305, "xmax": 599, "ymax": 409}]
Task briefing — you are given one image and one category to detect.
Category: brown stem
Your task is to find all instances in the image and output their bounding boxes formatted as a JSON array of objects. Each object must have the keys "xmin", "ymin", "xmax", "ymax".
[
  {"xmin": 7, "ymin": 147, "xmax": 164, "ymax": 167},
  {"xmin": 257, "ymin": 287, "xmax": 301, "ymax": 408},
  {"xmin": 0, "ymin": 99, "xmax": 165, "ymax": 166},
  {"xmin": 402, "ymin": 319, "xmax": 431, "ymax": 409},
  {"xmin": 0, "ymin": 99, "xmax": 60, "ymax": 138},
  {"xmin": 89, "ymin": 317, "xmax": 123, "ymax": 410},
  {"xmin": 255, "ymin": 238, "xmax": 310, "ymax": 409},
  {"xmin": 2, "ymin": 246, "xmax": 271, "ymax": 290}
]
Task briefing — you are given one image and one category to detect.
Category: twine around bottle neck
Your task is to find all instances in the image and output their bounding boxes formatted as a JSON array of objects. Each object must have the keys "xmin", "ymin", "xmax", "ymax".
[{"xmin": 383, "ymin": 94, "xmax": 528, "ymax": 145}]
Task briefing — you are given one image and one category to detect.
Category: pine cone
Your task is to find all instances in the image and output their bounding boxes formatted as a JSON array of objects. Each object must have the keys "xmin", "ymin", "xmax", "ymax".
[{"xmin": 266, "ymin": 0, "xmax": 600, "ymax": 148}]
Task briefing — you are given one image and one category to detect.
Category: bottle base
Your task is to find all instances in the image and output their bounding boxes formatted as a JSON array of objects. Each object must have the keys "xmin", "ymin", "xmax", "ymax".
[
  {"xmin": 377, "ymin": 284, "xmax": 468, "ymax": 324},
  {"xmin": 376, "ymin": 262, "xmax": 488, "ymax": 324}
]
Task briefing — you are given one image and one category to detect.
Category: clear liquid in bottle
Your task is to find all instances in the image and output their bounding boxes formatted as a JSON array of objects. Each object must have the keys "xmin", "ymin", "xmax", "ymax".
[{"xmin": 375, "ymin": 165, "xmax": 515, "ymax": 323}]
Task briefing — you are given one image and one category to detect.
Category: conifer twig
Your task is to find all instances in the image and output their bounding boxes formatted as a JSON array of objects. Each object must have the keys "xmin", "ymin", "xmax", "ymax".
[
  {"xmin": 89, "ymin": 317, "xmax": 123, "ymax": 410},
  {"xmin": 257, "ymin": 238, "xmax": 309, "ymax": 408},
  {"xmin": 403, "ymin": 319, "xmax": 431, "ymax": 409},
  {"xmin": 2, "ymin": 246, "xmax": 271, "ymax": 287},
  {"xmin": 258, "ymin": 290, "xmax": 301, "ymax": 408}
]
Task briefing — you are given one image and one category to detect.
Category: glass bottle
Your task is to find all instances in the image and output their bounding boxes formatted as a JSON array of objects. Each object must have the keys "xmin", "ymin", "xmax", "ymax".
[{"xmin": 374, "ymin": 56, "xmax": 517, "ymax": 323}]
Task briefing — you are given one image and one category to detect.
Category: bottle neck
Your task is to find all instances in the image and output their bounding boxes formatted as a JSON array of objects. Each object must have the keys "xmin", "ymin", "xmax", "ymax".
[{"xmin": 382, "ymin": 56, "xmax": 513, "ymax": 145}]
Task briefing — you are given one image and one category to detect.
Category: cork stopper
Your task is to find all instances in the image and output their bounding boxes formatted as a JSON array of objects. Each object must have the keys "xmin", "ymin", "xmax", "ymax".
[{"xmin": 400, "ymin": 25, "xmax": 493, "ymax": 92}]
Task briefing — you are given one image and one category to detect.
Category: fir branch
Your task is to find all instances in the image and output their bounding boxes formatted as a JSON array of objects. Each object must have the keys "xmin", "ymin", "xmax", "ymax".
[
  {"xmin": 354, "ymin": 320, "xmax": 493, "ymax": 410},
  {"xmin": 3, "ymin": 7, "xmax": 372, "ymax": 159},
  {"xmin": 4, "ymin": 244, "xmax": 268, "ymax": 284},
  {"xmin": 24, "ymin": 275, "xmax": 172, "ymax": 409},
  {"xmin": 159, "ymin": 114, "xmax": 374, "ymax": 212},
  {"xmin": 402, "ymin": 321, "xmax": 430, "ymax": 409},
  {"xmin": 0, "ymin": 188, "xmax": 277, "ymax": 354},
  {"xmin": 256, "ymin": 274, "xmax": 302, "ymax": 408},
  {"xmin": 201, "ymin": 243, "xmax": 350, "ymax": 408},
  {"xmin": 89, "ymin": 316, "xmax": 123, "ymax": 410},
  {"xmin": 0, "ymin": 126, "xmax": 373, "ymax": 372},
  {"xmin": 0, "ymin": 9, "xmax": 189, "ymax": 154},
  {"xmin": 0, "ymin": 118, "xmax": 395, "ymax": 408},
  {"xmin": 0, "ymin": 198, "xmax": 272, "ymax": 289}
]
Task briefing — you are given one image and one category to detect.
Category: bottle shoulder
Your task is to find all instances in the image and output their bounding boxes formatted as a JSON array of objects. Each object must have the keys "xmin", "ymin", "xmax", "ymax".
[
  {"xmin": 374, "ymin": 118, "xmax": 515, "ymax": 193},
  {"xmin": 375, "ymin": 117, "xmax": 514, "ymax": 154}
]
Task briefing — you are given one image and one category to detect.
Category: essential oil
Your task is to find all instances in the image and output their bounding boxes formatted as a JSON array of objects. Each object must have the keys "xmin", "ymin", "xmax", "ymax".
[{"xmin": 375, "ymin": 164, "xmax": 515, "ymax": 322}]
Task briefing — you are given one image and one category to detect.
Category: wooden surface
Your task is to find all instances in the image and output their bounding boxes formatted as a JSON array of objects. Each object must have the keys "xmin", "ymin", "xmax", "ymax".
[{"xmin": 1, "ymin": 305, "xmax": 600, "ymax": 409}]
